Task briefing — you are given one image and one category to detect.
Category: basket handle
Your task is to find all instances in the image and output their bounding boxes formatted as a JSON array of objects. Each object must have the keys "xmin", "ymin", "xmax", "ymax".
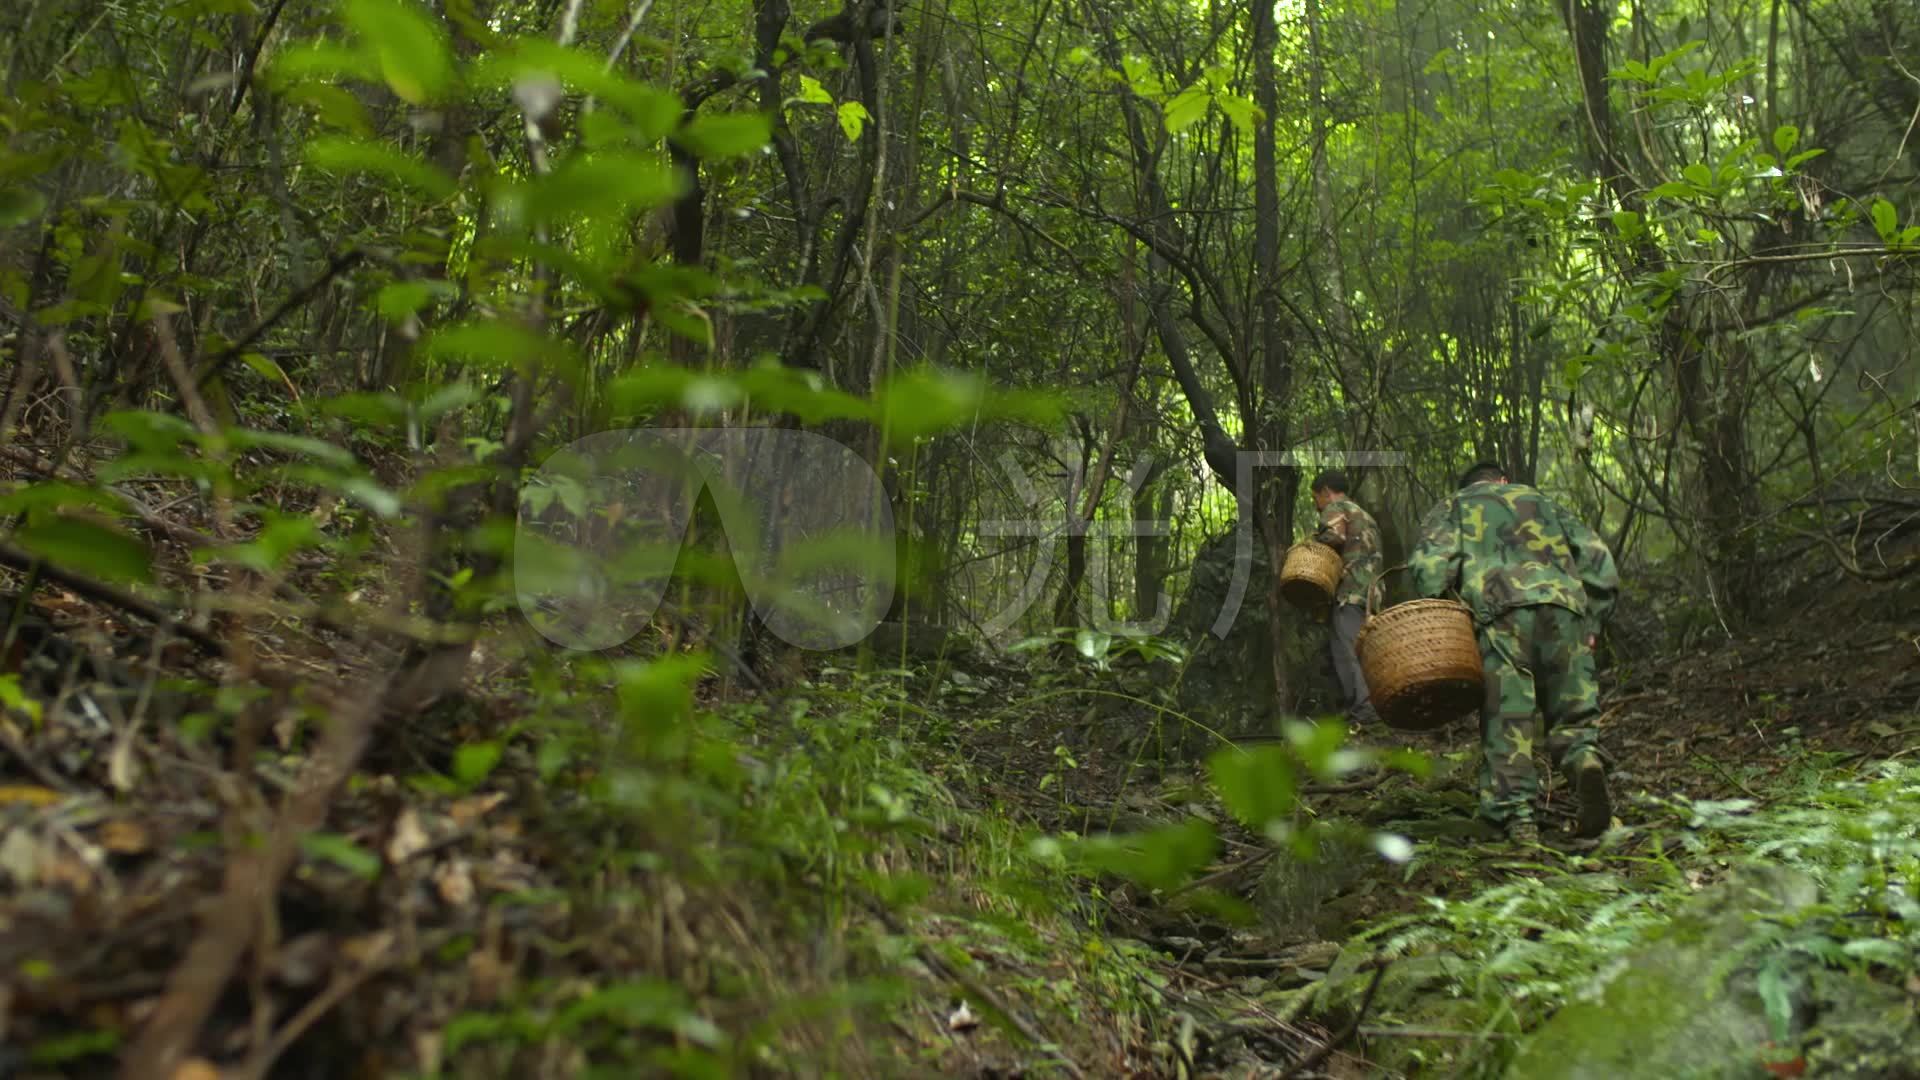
[
  {"xmin": 1365, "ymin": 564, "xmax": 1413, "ymax": 620},
  {"xmin": 1365, "ymin": 563, "xmax": 1469, "ymax": 618}
]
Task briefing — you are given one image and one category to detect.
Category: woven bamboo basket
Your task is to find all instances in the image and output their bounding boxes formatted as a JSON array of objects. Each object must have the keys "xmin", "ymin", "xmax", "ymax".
[
  {"xmin": 1279, "ymin": 541, "xmax": 1343, "ymax": 610},
  {"xmin": 1355, "ymin": 567, "xmax": 1485, "ymax": 731}
]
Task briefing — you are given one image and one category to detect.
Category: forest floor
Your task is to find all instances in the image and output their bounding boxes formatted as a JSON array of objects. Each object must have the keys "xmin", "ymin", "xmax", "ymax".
[
  {"xmin": 920, "ymin": 553, "xmax": 1920, "ymax": 1078},
  {"xmin": 3, "ymin": 515, "xmax": 1919, "ymax": 1079}
]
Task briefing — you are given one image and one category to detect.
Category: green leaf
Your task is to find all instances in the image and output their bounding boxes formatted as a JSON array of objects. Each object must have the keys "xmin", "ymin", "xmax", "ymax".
[
  {"xmin": 1284, "ymin": 717, "xmax": 1368, "ymax": 781},
  {"xmin": 1681, "ymin": 162, "xmax": 1713, "ymax": 189},
  {"xmin": 300, "ymin": 832, "xmax": 382, "ymax": 878},
  {"xmin": 28, "ymin": 1029, "xmax": 121, "ymax": 1067},
  {"xmin": 1071, "ymin": 818, "xmax": 1218, "ymax": 892},
  {"xmin": 837, "ymin": 100, "xmax": 870, "ymax": 141},
  {"xmin": 1207, "ymin": 744, "xmax": 1297, "ymax": 828},
  {"xmin": 1839, "ymin": 938, "xmax": 1907, "ymax": 966},
  {"xmin": 1491, "ymin": 167, "xmax": 1535, "ymax": 190},
  {"xmin": 673, "ymin": 111, "xmax": 772, "ymax": 160},
  {"xmin": 376, "ymin": 279, "xmax": 458, "ymax": 321},
  {"xmin": 305, "ymin": 135, "xmax": 455, "ymax": 200},
  {"xmin": 14, "ymin": 518, "xmax": 153, "ymax": 584},
  {"xmin": 237, "ymin": 353, "xmax": 294, "ymax": 391},
  {"xmin": 553, "ymin": 979, "xmax": 726, "ymax": 1047},
  {"xmin": 0, "ymin": 481, "xmax": 130, "ymax": 517},
  {"xmin": 1870, "ymin": 198, "xmax": 1897, "ymax": 242},
  {"xmin": 734, "ymin": 364, "xmax": 873, "ymax": 424},
  {"xmin": 1381, "ymin": 747, "xmax": 1432, "ymax": 779},
  {"xmin": 1162, "ymin": 85, "xmax": 1211, "ymax": 132},
  {"xmin": 874, "ymin": 366, "xmax": 985, "ymax": 443},
  {"xmin": 522, "ymin": 151, "xmax": 686, "ymax": 221},
  {"xmin": 467, "ymin": 40, "xmax": 680, "ymax": 142},
  {"xmin": 1755, "ymin": 958, "xmax": 1797, "ymax": 1043},
  {"xmin": 0, "ymin": 186, "xmax": 49, "ymax": 227},
  {"xmin": 1772, "ymin": 124, "xmax": 1799, "ymax": 155},
  {"xmin": 795, "ymin": 74, "xmax": 832, "ymax": 105},
  {"xmin": 198, "ymin": 514, "xmax": 324, "ymax": 573},
  {"xmin": 1785, "ymin": 148, "xmax": 1825, "ymax": 169},
  {"xmin": 681, "ymin": 374, "xmax": 740, "ymax": 412},
  {"xmin": 1610, "ymin": 210, "xmax": 1643, "ymax": 236},
  {"xmin": 264, "ymin": 42, "xmax": 378, "ymax": 87},
  {"xmin": 453, "ymin": 741, "xmax": 504, "ymax": 787},
  {"xmin": 342, "ymin": 0, "xmax": 456, "ymax": 105},
  {"xmin": 278, "ymin": 83, "xmax": 374, "ymax": 134},
  {"xmin": 319, "ymin": 392, "xmax": 410, "ymax": 427},
  {"xmin": 228, "ymin": 427, "xmax": 358, "ymax": 467},
  {"xmin": 417, "ymin": 381, "xmax": 483, "ymax": 421},
  {"xmin": 337, "ymin": 476, "xmax": 403, "ymax": 518},
  {"xmin": 422, "ymin": 318, "xmax": 576, "ymax": 372},
  {"xmin": 614, "ymin": 655, "xmax": 707, "ymax": 752},
  {"xmin": 1217, "ymin": 94, "xmax": 1258, "ymax": 133},
  {"xmin": 1649, "ymin": 181, "xmax": 1695, "ymax": 200},
  {"xmin": 1074, "ymin": 628, "xmax": 1112, "ymax": 663},
  {"xmin": 0, "ymin": 673, "xmax": 44, "ymax": 726}
]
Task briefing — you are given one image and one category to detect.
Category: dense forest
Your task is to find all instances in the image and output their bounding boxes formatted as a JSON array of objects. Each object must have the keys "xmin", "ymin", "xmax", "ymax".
[{"xmin": 0, "ymin": 0, "xmax": 1917, "ymax": 1076}]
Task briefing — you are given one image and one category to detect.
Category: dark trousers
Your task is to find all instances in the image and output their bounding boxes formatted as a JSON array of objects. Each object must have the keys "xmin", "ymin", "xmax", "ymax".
[{"xmin": 1330, "ymin": 603, "xmax": 1372, "ymax": 712}]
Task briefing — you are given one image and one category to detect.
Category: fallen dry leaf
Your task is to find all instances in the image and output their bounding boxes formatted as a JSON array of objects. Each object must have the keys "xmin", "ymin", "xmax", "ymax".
[
  {"xmin": 436, "ymin": 858, "xmax": 475, "ymax": 907},
  {"xmin": 272, "ymin": 931, "xmax": 333, "ymax": 988},
  {"xmin": 412, "ymin": 1029, "xmax": 445, "ymax": 1075},
  {"xmin": 0, "ymin": 829, "xmax": 44, "ymax": 886},
  {"xmin": 1761, "ymin": 1053, "xmax": 1807, "ymax": 1078},
  {"xmin": 169, "ymin": 1058, "xmax": 221, "ymax": 1080},
  {"xmin": 0, "ymin": 784, "xmax": 63, "ymax": 808},
  {"xmin": 108, "ymin": 732, "xmax": 140, "ymax": 792},
  {"xmin": 341, "ymin": 930, "xmax": 396, "ymax": 968},
  {"xmin": 466, "ymin": 947, "xmax": 507, "ymax": 1004},
  {"xmin": 99, "ymin": 819, "xmax": 152, "ymax": 854},
  {"xmin": 41, "ymin": 851, "xmax": 95, "ymax": 893},
  {"xmin": 387, "ymin": 807, "xmax": 430, "ymax": 864},
  {"xmin": 449, "ymin": 791, "xmax": 506, "ymax": 826}
]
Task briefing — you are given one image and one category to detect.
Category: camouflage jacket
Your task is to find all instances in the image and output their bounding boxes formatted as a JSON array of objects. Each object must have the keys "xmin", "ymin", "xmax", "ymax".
[
  {"xmin": 1407, "ymin": 480, "xmax": 1618, "ymax": 627},
  {"xmin": 1312, "ymin": 496, "xmax": 1384, "ymax": 608}
]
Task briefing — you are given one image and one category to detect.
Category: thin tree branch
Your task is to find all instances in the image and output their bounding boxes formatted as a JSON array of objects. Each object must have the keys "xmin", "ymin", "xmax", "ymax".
[{"xmin": 193, "ymin": 248, "xmax": 365, "ymax": 391}]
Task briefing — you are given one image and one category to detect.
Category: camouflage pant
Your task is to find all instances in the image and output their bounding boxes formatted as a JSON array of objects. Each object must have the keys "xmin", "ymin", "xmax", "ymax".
[{"xmin": 1475, "ymin": 604, "xmax": 1601, "ymax": 826}]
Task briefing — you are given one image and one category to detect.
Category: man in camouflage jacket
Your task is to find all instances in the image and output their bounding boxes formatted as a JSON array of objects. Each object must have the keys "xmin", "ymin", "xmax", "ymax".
[
  {"xmin": 1310, "ymin": 470, "xmax": 1383, "ymax": 727},
  {"xmin": 1408, "ymin": 462, "xmax": 1619, "ymax": 844}
]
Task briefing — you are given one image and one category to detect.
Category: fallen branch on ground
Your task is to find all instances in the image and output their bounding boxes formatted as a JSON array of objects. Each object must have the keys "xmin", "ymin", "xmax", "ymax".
[
  {"xmin": 0, "ymin": 541, "xmax": 228, "ymax": 657},
  {"xmin": 113, "ymin": 654, "xmax": 419, "ymax": 1077},
  {"xmin": 865, "ymin": 899, "xmax": 1090, "ymax": 1080},
  {"xmin": 1165, "ymin": 849, "xmax": 1276, "ymax": 900},
  {"xmin": 1280, "ymin": 954, "xmax": 1388, "ymax": 1079}
]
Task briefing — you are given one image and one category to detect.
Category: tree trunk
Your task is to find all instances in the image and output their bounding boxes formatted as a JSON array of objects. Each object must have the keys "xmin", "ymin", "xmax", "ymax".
[{"xmin": 1252, "ymin": 0, "xmax": 1299, "ymax": 715}]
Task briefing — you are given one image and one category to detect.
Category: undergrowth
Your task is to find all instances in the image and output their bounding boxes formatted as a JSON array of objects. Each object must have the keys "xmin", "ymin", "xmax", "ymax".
[
  {"xmin": 419, "ymin": 650, "xmax": 1172, "ymax": 1077},
  {"xmin": 1313, "ymin": 758, "xmax": 1920, "ymax": 1077}
]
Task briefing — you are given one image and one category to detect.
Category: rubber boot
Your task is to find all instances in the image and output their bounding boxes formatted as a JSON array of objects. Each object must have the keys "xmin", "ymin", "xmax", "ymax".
[{"xmin": 1565, "ymin": 750, "xmax": 1613, "ymax": 838}]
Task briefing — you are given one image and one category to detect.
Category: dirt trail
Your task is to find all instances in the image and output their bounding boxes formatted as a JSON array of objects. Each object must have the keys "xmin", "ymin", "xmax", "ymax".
[{"xmin": 927, "ymin": 556, "xmax": 1920, "ymax": 1076}]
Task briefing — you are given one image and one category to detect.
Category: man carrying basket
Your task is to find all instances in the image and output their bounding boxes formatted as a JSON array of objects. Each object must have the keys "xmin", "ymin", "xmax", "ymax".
[
  {"xmin": 1407, "ymin": 462, "xmax": 1619, "ymax": 845},
  {"xmin": 1309, "ymin": 470, "xmax": 1384, "ymax": 729}
]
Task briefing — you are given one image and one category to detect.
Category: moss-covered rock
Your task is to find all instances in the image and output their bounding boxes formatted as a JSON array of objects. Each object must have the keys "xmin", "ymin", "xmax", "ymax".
[
  {"xmin": 1797, "ymin": 964, "xmax": 1920, "ymax": 1079},
  {"xmin": 1503, "ymin": 863, "xmax": 1821, "ymax": 1080}
]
